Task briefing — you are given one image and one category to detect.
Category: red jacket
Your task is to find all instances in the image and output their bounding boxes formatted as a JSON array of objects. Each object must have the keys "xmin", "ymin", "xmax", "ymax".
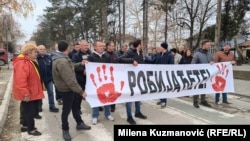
[{"xmin": 12, "ymin": 54, "xmax": 44, "ymax": 101}]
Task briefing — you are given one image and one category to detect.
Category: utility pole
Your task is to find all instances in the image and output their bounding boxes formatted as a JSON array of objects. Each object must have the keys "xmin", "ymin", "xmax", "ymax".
[{"xmin": 214, "ymin": 0, "xmax": 222, "ymax": 52}]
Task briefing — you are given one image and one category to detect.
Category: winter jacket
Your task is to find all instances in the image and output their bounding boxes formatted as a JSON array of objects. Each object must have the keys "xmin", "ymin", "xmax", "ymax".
[
  {"xmin": 12, "ymin": 54, "xmax": 44, "ymax": 101},
  {"xmin": 214, "ymin": 51, "xmax": 234, "ymax": 62},
  {"xmin": 105, "ymin": 51, "xmax": 119, "ymax": 63},
  {"xmin": 179, "ymin": 55, "xmax": 193, "ymax": 64},
  {"xmin": 117, "ymin": 47, "xmax": 144, "ymax": 64},
  {"xmin": 72, "ymin": 50, "xmax": 91, "ymax": 90},
  {"xmin": 154, "ymin": 51, "xmax": 174, "ymax": 65},
  {"xmin": 191, "ymin": 48, "xmax": 213, "ymax": 64},
  {"xmin": 51, "ymin": 51, "xmax": 84, "ymax": 95},
  {"xmin": 87, "ymin": 50, "xmax": 110, "ymax": 63},
  {"xmin": 37, "ymin": 54, "xmax": 53, "ymax": 83}
]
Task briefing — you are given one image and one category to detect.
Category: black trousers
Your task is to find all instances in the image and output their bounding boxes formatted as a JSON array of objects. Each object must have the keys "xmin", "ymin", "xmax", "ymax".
[
  {"xmin": 55, "ymin": 86, "xmax": 62, "ymax": 101},
  {"xmin": 60, "ymin": 91, "xmax": 83, "ymax": 130},
  {"xmin": 20, "ymin": 100, "xmax": 40, "ymax": 131}
]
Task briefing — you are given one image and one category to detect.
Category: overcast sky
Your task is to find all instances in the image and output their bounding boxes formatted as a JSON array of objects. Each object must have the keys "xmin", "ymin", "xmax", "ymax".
[{"xmin": 16, "ymin": 0, "xmax": 51, "ymax": 44}]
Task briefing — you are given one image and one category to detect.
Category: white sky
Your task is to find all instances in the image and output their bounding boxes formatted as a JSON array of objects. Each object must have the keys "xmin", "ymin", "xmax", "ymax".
[{"xmin": 15, "ymin": 0, "xmax": 51, "ymax": 44}]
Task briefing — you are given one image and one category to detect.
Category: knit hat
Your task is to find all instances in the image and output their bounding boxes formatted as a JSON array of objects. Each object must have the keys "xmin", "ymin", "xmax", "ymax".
[{"xmin": 161, "ymin": 42, "xmax": 168, "ymax": 49}]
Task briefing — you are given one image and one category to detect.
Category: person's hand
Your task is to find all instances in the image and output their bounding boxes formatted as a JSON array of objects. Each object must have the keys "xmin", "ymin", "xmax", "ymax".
[
  {"xmin": 231, "ymin": 61, "xmax": 236, "ymax": 65},
  {"xmin": 82, "ymin": 91, "xmax": 87, "ymax": 100},
  {"xmin": 83, "ymin": 70, "xmax": 86, "ymax": 75},
  {"xmin": 24, "ymin": 96, "xmax": 30, "ymax": 102},
  {"xmin": 133, "ymin": 60, "xmax": 138, "ymax": 66},
  {"xmin": 210, "ymin": 61, "xmax": 214, "ymax": 65},
  {"xmin": 81, "ymin": 60, "xmax": 88, "ymax": 65}
]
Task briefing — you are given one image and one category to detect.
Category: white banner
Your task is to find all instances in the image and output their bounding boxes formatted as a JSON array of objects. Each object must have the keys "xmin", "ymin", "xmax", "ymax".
[{"xmin": 85, "ymin": 62, "xmax": 234, "ymax": 107}]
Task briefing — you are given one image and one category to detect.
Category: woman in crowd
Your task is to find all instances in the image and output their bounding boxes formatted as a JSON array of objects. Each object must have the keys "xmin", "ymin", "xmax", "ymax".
[{"xmin": 13, "ymin": 42, "xmax": 44, "ymax": 136}]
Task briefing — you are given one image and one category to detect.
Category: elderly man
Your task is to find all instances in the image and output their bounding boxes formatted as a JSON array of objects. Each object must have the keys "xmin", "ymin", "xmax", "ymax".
[{"xmin": 37, "ymin": 45, "xmax": 59, "ymax": 113}]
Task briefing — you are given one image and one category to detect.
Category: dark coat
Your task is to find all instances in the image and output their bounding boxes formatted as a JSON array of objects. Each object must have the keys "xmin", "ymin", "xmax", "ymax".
[
  {"xmin": 179, "ymin": 55, "xmax": 193, "ymax": 64},
  {"xmin": 88, "ymin": 51, "xmax": 111, "ymax": 63},
  {"xmin": 117, "ymin": 47, "xmax": 144, "ymax": 64},
  {"xmin": 154, "ymin": 51, "xmax": 174, "ymax": 65},
  {"xmin": 105, "ymin": 51, "xmax": 119, "ymax": 63},
  {"xmin": 72, "ymin": 50, "xmax": 91, "ymax": 90},
  {"xmin": 37, "ymin": 54, "xmax": 53, "ymax": 83}
]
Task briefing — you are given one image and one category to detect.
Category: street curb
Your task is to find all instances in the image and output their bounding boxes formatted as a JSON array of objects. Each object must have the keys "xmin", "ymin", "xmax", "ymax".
[{"xmin": 0, "ymin": 72, "xmax": 13, "ymax": 134}]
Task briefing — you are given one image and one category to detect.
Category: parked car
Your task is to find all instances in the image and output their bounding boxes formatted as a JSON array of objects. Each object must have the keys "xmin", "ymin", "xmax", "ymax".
[{"xmin": 0, "ymin": 48, "xmax": 8, "ymax": 66}]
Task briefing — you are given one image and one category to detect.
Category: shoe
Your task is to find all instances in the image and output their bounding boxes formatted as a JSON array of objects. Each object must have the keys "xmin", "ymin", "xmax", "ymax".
[
  {"xmin": 62, "ymin": 130, "xmax": 71, "ymax": 141},
  {"xmin": 76, "ymin": 122, "xmax": 91, "ymax": 130},
  {"xmin": 50, "ymin": 107, "xmax": 59, "ymax": 113},
  {"xmin": 111, "ymin": 108, "xmax": 115, "ymax": 112},
  {"xmin": 215, "ymin": 102, "xmax": 219, "ymax": 105},
  {"xmin": 223, "ymin": 101, "xmax": 231, "ymax": 104},
  {"xmin": 193, "ymin": 102, "xmax": 199, "ymax": 108},
  {"xmin": 134, "ymin": 112, "xmax": 147, "ymax": 119},
  {"xmin": 127, "ymin": 116, "xmax": 136, "ymax": 125},
  {"xmin": 156, "ymin": 101, "xmax": 161, "ymax": 105},
  {"xmin": 161, "ymin": 102, "xmax": 166, "ymax": 108},
  {"xmin": 92, "ymin": 118, "xmax": 98, "ymax": 125},
  {"xmin": 28, "ymin": 130, "xmax": 42, "ymax": 136},
  {"xmin": 106, "ymin": 115, "xmax": 115, "ymax": 121},
  {"xmin": 57, "ymin": 99, "xmax": 63, "ymax": 105},
  {"xmin": 200, "ymin": 101, "xmax": 211, "ymax": 107},
  {"xmin": 34, "ymin": 115, "xmax": 42, "ymax": 119},
  {"xmin": 99, "ymin": 107, "xmax": 103, "ymax": 111},
  {"xmin": 20, "ymin": 126, "xmax": 28, "ymax": 132}
]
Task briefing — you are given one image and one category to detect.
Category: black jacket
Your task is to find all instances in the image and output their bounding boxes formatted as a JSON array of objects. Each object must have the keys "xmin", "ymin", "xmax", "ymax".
[
  {"xmin": 72, "ymin": 50, "xmax": 91, "ymax": 90},
  {"xmin": 117, "ymin": 47, "xmax": 144, "ymax": 64},
  {"xmin": 105, "ymin": 51, "xmax": 119, "ymax": 63},
  {"xmin": 88, "ymin": 51, "xmax": 111, "ymax": 63}
]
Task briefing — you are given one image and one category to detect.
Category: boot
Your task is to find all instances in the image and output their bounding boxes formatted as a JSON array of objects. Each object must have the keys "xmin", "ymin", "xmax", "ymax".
[{"xmin": 62, "ymin": 130, "xmax": 71, "ymax": 141}]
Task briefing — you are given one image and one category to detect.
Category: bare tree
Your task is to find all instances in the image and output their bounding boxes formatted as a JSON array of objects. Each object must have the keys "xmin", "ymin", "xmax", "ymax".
[
  {"xmin": 148, "ymin": 6, "xmax": 165, "ymax": 48},
  {"xmin": 174, "ymin": 0, "xmax": 216, "ymax": 51}
]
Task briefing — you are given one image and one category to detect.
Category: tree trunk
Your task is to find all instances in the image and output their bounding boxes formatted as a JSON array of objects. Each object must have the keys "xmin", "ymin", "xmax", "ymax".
[
  {"xmin": 214, "ymin": 0, "xmax": 222, "ymax": 52},
  {"xmin": 102, "ymin": 2, "xmax": 108, "ymax": 42},
  {"xmin": 142, "ymin": 0, "xmax": 148, "ymax": 54},
  {"xmin": 122, "ymin": 0, "xmax": 125, "ymax": 44}
]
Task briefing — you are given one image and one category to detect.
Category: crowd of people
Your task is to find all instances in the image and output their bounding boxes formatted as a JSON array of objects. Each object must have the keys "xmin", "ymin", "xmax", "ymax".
[{"xmin": 12, "ymin": 39, "xmax": 235, "ymax": 141}]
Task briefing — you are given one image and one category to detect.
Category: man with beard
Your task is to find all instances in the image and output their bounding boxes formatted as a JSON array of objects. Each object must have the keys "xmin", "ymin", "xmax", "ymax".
[
  {"xmin": 214, "ymin": 43, "xmax": 235, "ymax": 105},
  {"xmin": 191, "ymin": 40, "xmax": 214, "ymax": 108}
]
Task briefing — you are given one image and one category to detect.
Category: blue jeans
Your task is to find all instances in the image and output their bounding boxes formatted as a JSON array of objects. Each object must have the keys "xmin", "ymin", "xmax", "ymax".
[
  {"xmin": 126, "ymin": 101, "xmax": 140, "ymax": 117},
  {"xmin": 92, "ymin": 105, "xmax": 111, "ymax": 118},
  {"xmin": 45, "ymin": 81, "xmax": 56, "ymax": 109},
  {"xmin": 215, "ymin": 93, "xmax": 227, "ymax": 103}
]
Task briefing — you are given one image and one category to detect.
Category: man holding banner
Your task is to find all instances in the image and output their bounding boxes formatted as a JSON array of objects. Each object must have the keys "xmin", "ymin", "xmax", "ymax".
[
  {"xmin": 214, "ymin": 43, "xmax": 235, "ymax": 105},
  {"xmin": 117, "ymin": 39, "xmax": 147, "ymax": 125},
  {"xmin": 191, "ymin": 40, "xmax": 214, "ymax": 108}
]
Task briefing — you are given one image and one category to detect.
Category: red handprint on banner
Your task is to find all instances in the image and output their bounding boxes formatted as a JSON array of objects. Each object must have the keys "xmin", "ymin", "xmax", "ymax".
[
  {"xmin": 90, "ymin": 64, "xmax": 125, "ymax": 104},
  {"xmin": 210, "ymin": 63, "xmax": 229, "ymax": 92}
]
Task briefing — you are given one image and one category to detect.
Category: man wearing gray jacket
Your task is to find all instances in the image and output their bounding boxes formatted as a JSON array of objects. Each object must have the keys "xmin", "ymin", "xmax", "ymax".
[
  {"xmin": 191, "ymin": 40, "xmax": 214, "ymax": 108},
  {"xmin": 52, "ymin": 40, "xmax": 91, "ymax": 141}
]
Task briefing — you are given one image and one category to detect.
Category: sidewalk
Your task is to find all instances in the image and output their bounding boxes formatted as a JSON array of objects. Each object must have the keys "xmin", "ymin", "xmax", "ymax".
[{"xmin": 233, "ymin": 64, "xmax": 250, "ymax": 98}]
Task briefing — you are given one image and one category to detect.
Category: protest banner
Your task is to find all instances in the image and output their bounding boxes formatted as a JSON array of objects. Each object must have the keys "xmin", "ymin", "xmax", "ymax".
[{"xmin": 85, "ymin": 62, "xmax": 234, "ymax": 108}]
